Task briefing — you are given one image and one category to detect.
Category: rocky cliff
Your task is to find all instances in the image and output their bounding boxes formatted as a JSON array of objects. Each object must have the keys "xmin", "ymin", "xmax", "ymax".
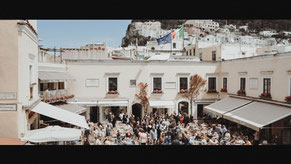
[
  {"xmin": 121, "ymin": 20, "xmax": 291, "ymax": 47},
  {"xmin": 121, "ymin": 20, "xmax": 186, "ymax": 47}
]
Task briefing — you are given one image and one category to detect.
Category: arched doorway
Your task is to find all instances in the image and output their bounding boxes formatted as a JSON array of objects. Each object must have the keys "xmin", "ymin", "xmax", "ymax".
[
  {"xmin": 178, "ymin": 101, "xmax": 189, "ymax": 115},
  {"xmin": 132, "ymin": 103, "xmax": 142, "ymax": 121}
]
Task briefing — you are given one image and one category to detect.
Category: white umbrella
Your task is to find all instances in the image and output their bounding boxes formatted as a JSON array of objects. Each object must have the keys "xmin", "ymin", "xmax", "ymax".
[{"xmin": 21, "ymin": 126, "xmax": 82, "ymax": 143}]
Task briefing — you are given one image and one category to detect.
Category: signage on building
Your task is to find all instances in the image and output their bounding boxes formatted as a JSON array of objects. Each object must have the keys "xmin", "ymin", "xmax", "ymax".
[
  {"xmin": 85, "ymin": 79, "xmax": 99, "ymax": 87},
  {"xmin": 0, "ymin": 92, "xmax": 17, "ymax": 100},
  {"xmin": 165, "ymin": 82, "xmax": 176, "ymax": 89},
  {"xmin": 0, "ymin": 104, "xmax": 17, "ymax": 111}
]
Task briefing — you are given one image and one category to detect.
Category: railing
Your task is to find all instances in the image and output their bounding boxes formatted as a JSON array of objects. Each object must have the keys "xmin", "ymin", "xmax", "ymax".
[{"xmin": 40, "ymin": 89, "xmax": 74, "ymax": 103}]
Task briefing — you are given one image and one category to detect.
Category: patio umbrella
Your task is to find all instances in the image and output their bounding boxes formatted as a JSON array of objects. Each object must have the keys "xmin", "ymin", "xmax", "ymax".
[{"xmin": 21, "ymin": 126, "xmax": 82, "ymax": 143}]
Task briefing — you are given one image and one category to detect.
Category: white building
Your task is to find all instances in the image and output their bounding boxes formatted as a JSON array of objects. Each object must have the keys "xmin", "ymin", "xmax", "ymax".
[{"xmin": 0, "ymin": 20, "xmax": 40, "ymax": 138}]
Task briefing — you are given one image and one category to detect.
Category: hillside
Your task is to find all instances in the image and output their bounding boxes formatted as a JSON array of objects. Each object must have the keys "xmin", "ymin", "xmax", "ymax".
[{"xmin": 121, "ymin": 20, "xmax": 291, "ymax": 47}]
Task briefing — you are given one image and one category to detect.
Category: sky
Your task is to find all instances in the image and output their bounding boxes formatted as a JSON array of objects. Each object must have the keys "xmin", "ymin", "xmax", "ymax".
[{"xmin": 37, "ymin": 20, "xmax": 131, "ymax": 49}]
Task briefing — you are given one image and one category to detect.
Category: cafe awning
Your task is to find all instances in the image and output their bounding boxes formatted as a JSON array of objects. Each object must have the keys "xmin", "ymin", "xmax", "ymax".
[
  {"xmin": 149, "ymin": 100, "xmax": 175, "ymax": 108},
  {"xmin": 223, "ymin": 101, "xmax": 291, "ymax": 131},
  {"xmin": 21, "ymin": 126, "xmax": 82, "ymax": 143},
  {"xmin": 32, "ymin": 102, "xmax": 89, "ymax": 129},
  {"xmin": 97, "ymin": 99, "xmax": 128, "ymax": 107},
  {"xmin": 56, "ymin": 104, "xmax": 87, "ymax": 115},
  {"xmin": 38, "ymin": 71, "xmax": 75, "ymax": 82},
  {"xmin": 204, "ymin": 97, "xmax": 252, "ymax": 117},
  {"xmin": 67, "ymin": 99, "xmax": 128, "ymax": 107}
]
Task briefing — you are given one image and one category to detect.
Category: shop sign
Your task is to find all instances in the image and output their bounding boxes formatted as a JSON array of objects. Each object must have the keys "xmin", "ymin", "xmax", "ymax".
[{"xmin": 0, "ymin": 92, "xmax": 17, "ymax": 100}]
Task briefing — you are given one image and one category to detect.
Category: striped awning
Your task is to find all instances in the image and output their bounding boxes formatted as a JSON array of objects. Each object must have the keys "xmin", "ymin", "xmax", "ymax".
[{"xmin": 38, "ymin": 71, "xmax": 75, "ymax": 82}]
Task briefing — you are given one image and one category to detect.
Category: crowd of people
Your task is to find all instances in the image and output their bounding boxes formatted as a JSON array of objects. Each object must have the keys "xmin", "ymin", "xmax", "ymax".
[{"xmin": 77, "ymin": 111, "xmax": 255, "ymax": 145}]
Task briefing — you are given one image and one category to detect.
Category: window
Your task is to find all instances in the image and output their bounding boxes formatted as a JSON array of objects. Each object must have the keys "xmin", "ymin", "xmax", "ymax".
[
  {"xmin": 130, "ymin": 79, "xmax": 136, "ymax": 86},
  {"xmin": 48, "ymin": 83, "xmax": 55, "ymax": 90},
  {"xmin": 108, "ymin": 77, "xmax": 118, "ymax": 91},
  {"xmin": 153, "ymin": 77, "xmax": 162, "ymax": 91},
  {"xmin": 189, "ymin": 50, "xmax": 192, "ymax": 56},
  {"xmin": 208, "ymin": 77, "xmax": 216, "ymax": 90},
  {"xmin": 180, "ymin": 77, "xmax": 188, "ymax": 90},
  {"xmin": 240, "ymin": 78, "xmax": 246, "ymax": 90},
  {"xmin": 212, "ymin": 51, "xmax": 216, "ymax": 61},
  {"xmin": 223, "ymin": 77, "xmax": 227, "ymax": 89},
  {"xmin": 263, "ymin": 78, "xmax": 271, "ymax": 94},
  {"xmin": 173, "ymin": 43, "xmax": 176, "ymax": 48},
  {"xmin": 186, "ymin": 51, "xmax": 188, "ymax": 56},
  {"xmin": 29, "ymin": 65, "xmax": 33, "ymax": 85},
  {"xmin": 58, "ymin": 82, "xmax": 65, "ymax": 90},
  {"xmin": 193, "ymin": 49, "xmax": 195, "ymax": 56}
]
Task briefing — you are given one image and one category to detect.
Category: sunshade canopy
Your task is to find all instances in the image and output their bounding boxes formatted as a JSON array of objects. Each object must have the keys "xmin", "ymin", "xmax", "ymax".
[
  {"xmin": 224, "ymin": 101, "xmax": 291, "ymax": 131},
  {"xmin": 68, "ymin": 99, "xmax": 128, "ymax": 107},
  {"xmin": 204, "ymin": 97, "xmax": 252, "ymax": 117},
  {"xmin": 21, "ymin": 126, "xmax": 82, "ymax": 143},
  {"xmin": 38, "ymin": 71, "xmax": 75, "ymax": 82},
  {"xmin": 149, "ymin": 100, "xmax": 175, "ymax": 108},
  {"xmin": 32, "ymin": 102, "xmax": 89, "ymax": 129},
  {"xmin": 56, "ymin": 104, "xmax": 86, "ymax": 114}
]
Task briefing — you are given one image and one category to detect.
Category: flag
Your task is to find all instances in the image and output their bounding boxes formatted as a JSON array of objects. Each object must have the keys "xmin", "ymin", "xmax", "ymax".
[
  {"xmin": 171, "ymin": 30, "xmax": 176, "ymax": 39},
  {"xmin": 157, "ymin": 33, "xmax": 172, "ymax": 45},
  {"xmin": 179, "ymin": 26, "xmax": 184, "ymax": 38}
]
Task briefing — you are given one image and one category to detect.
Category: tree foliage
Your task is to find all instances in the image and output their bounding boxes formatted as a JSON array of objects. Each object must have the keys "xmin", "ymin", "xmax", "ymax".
[
  {"xmin": 183, "ymin": 74, "xmax": 206, "ymax": 116},
  {"xmin": 135, "ymin": 82, "xmax": 149, "ymax": 114}
]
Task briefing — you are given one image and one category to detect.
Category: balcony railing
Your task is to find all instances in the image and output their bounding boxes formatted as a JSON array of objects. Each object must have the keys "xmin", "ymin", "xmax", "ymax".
[{"xmin": 40, "ymin": 89, "xmax": 74, "ymax": 103}]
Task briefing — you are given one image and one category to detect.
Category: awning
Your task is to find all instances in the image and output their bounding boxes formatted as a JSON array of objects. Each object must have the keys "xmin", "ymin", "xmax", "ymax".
[
  {"xmin": 149, "ymin": 100, "xmax": 174, "ymax": 108},
  {"xmin": 32, "ymin": 102, "xmax": 89, "ymax": 129},
  {"xmin": 21, "ymin": 126, "xmax": 82, "ymax": 143},
  {"xmin": 97, "ymin": 100, "xmax": 128, "ymax": 107},
  {"xmin": 55, "ymin": 104, "xmax": 87, "ymax": 114},
  {"xmin": 204, "ymin": 97, "xmax": 252, "ymax": 117},
  {"xmin": 67, "ymin": 99, "xmax": 128, "ymax": 107},
  {"xmin": 224, "ymin": 101, "xmax": 291, "ymax": 131},
  {"xmin": 0, "ymin": 138, "xmax": 27, "ymax": 145},
  {"xmin": 38, "ymin": 71, "xmax": 75, "ymax": 82}
]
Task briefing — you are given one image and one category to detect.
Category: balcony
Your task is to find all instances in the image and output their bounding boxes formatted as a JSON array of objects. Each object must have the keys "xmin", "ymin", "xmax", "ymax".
[{"xmin": 40, "ymin": 89, "xmax": 74, "ymax": 103}]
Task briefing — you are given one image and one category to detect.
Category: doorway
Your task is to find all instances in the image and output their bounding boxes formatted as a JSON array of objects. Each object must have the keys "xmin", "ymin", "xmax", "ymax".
[
  {"xmin": 90, "ymin": 106, "xmax": 99, "ymax": 123},
  {"xmin": 197, "ymin": 104, "xmax": 204, "ymax": 119},
  {"xmin": 132, "ymin": 103, "xmax": 142, "ymax": 121}
]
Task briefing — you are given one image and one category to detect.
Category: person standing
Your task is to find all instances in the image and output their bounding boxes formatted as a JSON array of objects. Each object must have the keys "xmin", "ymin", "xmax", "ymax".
[
  {"xmin": 254, "ymin": 131, "xmax": 260, "ymax": 145},
  {"xmin": 139, "ymin": 129, "xmax": 148, "ymax": 145},
  {"xmin": 150, "ymin": 127, "xmax": 158, "ymax": 144},
  {"xmin": 112, "ymin": 116, "xmax": 116, "ymax": 128}
]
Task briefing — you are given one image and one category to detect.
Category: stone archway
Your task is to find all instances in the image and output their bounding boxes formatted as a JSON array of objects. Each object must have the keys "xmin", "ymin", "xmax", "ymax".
[{"xmin": 132, "ymin": 103, "xmax": 142, "ymax": 121}]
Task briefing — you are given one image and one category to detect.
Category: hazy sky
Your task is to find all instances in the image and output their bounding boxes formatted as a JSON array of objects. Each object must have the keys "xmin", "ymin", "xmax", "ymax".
[{"xmin": 37, "ymin": 20, "xmax": 131, "ymax": 49}]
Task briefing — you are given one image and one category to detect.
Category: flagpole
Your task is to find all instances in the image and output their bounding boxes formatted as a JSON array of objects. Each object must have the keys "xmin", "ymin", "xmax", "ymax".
[{"xmin": 182, "ymin": 24, "xmax": 185, "ymax": 55}]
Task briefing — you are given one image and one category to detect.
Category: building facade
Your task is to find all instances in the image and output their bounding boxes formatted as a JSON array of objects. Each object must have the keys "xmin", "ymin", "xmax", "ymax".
[{"xmin": 0, "ymin": 20, "xmax": 39, "ymax": 138}]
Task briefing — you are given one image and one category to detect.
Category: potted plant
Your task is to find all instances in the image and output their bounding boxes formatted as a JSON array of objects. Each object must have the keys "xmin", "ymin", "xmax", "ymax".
[
  {"xmin": 207, "ymin": 89, "xmax": 218, "ymax": 93},
  {"xmin": 260, "ymin": 93, "xmax": 272, "ymax": 100},
  {"xmin": 180, "ymin": 89, "xmax": 188, "ymax": 93},
  {"xmin": 220, "ymin": 88, "xmax": 227, "ymax": 92},
  {"xmin": 237, "ymin": 89, "xmax": 246, "ymax": 96},
  {"xmin": 108, "ymin": 90, "xmax": 118, "ymax": 94},
  {"xmin": 285, "ymin": 96, "xmax": 291, "ymax": 103},
  {"xmin": 153, "ymin": 89, "xmax": 163, "ymax": 94}
]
